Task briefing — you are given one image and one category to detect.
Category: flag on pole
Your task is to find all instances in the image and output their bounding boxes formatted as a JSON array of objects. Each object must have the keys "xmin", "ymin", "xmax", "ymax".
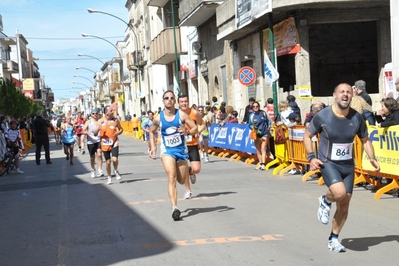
[
  {"xmin": 173, "ymin": 75, "xmax": 181, "ymax": 96},
  {"xmin": 117, "ymin": 92, "xmax": 125, "ymax": 103},
  {"xmin": 263, "ymin": 50, "xmax": 279, "ymax": 86}
]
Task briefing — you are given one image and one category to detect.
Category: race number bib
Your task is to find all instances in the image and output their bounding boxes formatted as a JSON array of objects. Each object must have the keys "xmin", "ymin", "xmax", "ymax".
[
  {"xmin": 331, "ymin": 143, "xmax": 353, "ymax": 161},
  {"xmin": 102, "ymin": 138, "xmax": 114, "ymax": 146},
  {"xmin": 186, "ymin": 135, "xmax": 192, "ymax": 142},
  {"xmin": 164, "ymin": 133, "xmax": 182, "ymax": 147}
]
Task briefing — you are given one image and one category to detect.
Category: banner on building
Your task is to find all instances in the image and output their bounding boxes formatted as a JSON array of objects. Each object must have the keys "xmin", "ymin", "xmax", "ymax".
[
  {"xmin": 383, "ymin": 62, "xmax": 394, "ymax": 98},
  {"xmin": 23, "ymin": 90, "xmax": 34, "ymax": 100},
  {"xmin": 22, "ymin": 78, "xmax": 35, "ymax": 91},
  {"xmin": 236, "ymin": 0, "xmax": 272, "ymax": 30},
  {"xmin": 180, "ymin": 55, "xmax": 189, "ymax": 71},
  {"xmin": 209, "ymin": 123, "xmax": 256, "ymax": 153},
  {"xmin": 189, "ymin": 60, "xmax": 198, "ymax": 79},
  {"xmin": 263, "ymin": 17, "xmax": 301, "ymax": 57}
]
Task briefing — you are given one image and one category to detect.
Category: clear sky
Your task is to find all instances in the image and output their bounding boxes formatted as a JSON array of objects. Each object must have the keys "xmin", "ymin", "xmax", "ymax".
[{"xmin": 1, "ymin": 0, "xmax": 128, "ymax": 100}]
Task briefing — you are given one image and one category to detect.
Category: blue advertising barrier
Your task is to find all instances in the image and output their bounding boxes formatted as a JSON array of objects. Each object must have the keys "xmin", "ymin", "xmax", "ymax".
[{"xmin": 209, "ymin": 123, "xmax": 256, "ymax": 154}]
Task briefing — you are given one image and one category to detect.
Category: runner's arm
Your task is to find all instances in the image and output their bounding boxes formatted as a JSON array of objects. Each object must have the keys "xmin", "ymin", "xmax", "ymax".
[
  {"xmin": 181, "ymin": 112, "xmax": 198, "ymax": 136},
  {"xmin": 149, "ymin": 116, "xmax": 160, "ymax": 154},
  {"xmin": 81, "ymin": 121, "xmax": 90, "ymax": 135},
  {"xmin": 196, "ymin": 111, "xmax": 206, "ymax": 132}
]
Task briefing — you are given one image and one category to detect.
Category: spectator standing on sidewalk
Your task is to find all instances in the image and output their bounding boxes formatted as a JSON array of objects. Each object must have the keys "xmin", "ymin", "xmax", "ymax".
[
  {"xmin": 353, "ymin": 80, "xmax": 372, "ymax": 106},
  {"xmin": 249, "ymin": 101, "xmax": 271, "ymax": 171},
  {"xmin": 242, "ymin": 97, "xmax": 255, "ymax": 123},
  {"xmin": 125, "ymin": 111, "xmax": 132, "ymax": 121},
  {"xmin": 33, "ymin": 111, "xmax": 52, "ymax": 165}
]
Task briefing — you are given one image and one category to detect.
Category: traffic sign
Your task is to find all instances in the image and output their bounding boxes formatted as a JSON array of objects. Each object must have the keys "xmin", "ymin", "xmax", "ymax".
[{"xmin": 238, "ymin": 67, "xmax": 256, "ymax": 86}]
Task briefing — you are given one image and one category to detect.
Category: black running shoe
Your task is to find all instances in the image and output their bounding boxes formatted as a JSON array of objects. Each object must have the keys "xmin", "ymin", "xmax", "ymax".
[{"xmin": 171, "ymin": 207, "xmax": 181, "ymax": 221}]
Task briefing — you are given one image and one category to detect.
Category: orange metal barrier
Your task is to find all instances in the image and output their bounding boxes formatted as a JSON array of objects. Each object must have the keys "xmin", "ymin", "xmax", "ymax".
[
  {"xmin": 20, "ymin": 129, "xmax": 33, "ymax": 152},
  {"xmin": 279, "ymin": 125, "xmax": 309, "ymax": 176}
]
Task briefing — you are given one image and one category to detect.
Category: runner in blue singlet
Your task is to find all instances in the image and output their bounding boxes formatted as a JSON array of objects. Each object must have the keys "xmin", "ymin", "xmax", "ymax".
[{"xmin": 149, "ymin": 91, "xmax": 198, "ymax": 221}]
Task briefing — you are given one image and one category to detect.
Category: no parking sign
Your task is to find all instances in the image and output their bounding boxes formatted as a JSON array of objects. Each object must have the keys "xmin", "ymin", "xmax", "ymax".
[{"xmin": 238, "ymin": 67, "xmax": 256, "ymax": 86}]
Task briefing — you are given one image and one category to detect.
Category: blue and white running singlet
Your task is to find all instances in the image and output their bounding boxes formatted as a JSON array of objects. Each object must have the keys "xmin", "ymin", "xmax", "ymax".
[{"xmin": 159, "ymin": 109, "xmax": 188, "ymax": 161}]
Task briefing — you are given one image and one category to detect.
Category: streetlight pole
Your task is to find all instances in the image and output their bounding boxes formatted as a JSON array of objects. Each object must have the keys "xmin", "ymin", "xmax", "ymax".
[
  {"xmin": 82, "ymin": 32, "xmax": 124, "ymax": 113},
  {"xmin": 77, "ymin": 53, "xmax": 105, "ymax": 65},
  {"xmin": 73, "ymin": 74, "xmax": 95, "ymax": 86},
  {"xmin": 72, "ymin": 81, "xmax": 91, "ymax": 89},
  {"xmin": 81, "ymin": 33, "xmax": 122, "ymax": 58},
  {"xmin": 76, "ymin": 67, "xmax": 99, "ymax": 108},
  {"xmin": 170, "ymin": 0, "xmax": 180, "ymax": 95},
  {"xmin": 87, "ymin": 8, "xmax": 142, "ymax": 111},
  {"xmin": 76, "ymin": 67, "xmax": 96, "ymax": 74}
]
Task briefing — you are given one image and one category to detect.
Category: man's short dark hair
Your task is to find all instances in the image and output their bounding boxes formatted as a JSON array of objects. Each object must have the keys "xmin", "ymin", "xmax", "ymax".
[
  {"xmin": 267, "ymin": 98, "xmax": 273, "ymax": 104},
  {"xmin": 287, "ymin": 95, "xmax": 296, "ymax": 102},
  {"xmin": 232, "ymin": 111, "xmax": 238, "ymax": 117},
  {"xmin": 178, "ymin": 94, "xmax": 188, "ymax": 101},
  {"xmin": 249, "ymin": 97, "xmax": 255, "ymax": 102},
  {"xmin": 206, "ymin": 100, "xmax": 210, "ymax": 105},
  {"xmin": 212, "ymin": 96, "xmax": 218, "ymax": 103}
]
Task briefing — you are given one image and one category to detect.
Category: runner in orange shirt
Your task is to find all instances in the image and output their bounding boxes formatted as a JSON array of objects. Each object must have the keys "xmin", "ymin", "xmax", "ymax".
[
  {"xmin": 178, "ymin": 95, "xmax": 204, "ymax": 199},
  {"xmin": 94, "ymin": 105, "xmax": 124, "ymax": 185}
]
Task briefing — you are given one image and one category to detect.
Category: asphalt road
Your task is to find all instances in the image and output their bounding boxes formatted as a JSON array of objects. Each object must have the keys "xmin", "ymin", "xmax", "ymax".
[{"xmin": 0, "ymin": 135, "xmax": 398, "ymax": 266}]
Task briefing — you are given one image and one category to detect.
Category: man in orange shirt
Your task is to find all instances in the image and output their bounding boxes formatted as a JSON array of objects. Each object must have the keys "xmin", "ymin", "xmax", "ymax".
[
  {"xmin": 95, "ymin": 105, "xmax": 124, "ymax": 185},
  {"xmin": 131, "ymin": 114, "xmax": 139, "ymax": 135},
  {"xmin": 178, "ymin": 95, "xmax": 204, "ymax": 199}
]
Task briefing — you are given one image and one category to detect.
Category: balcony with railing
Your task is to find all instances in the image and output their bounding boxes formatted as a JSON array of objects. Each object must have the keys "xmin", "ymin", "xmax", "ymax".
[
  {"xmin": 179, "ymin": 0, "xmax": 222, "ymax": 27},
  {"xmin": 2, "ymin": 60, "xmax": 19, "ymax": 73},
  {"xmin": 150, "ymin": 27, "xmax": 183, "ymax": 65},
  {"xmin": 146, "ymin": 0, "xmax": 168, "ymax": 7}
]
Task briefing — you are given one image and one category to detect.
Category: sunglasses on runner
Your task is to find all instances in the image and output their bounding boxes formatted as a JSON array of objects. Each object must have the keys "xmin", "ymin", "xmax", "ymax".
[{"xmin": 163, "ymin": 96, "xmax": 175, "ymax": 100}]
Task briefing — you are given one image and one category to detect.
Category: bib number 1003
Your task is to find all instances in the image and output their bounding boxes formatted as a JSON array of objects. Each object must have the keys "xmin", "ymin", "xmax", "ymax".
[{"xmin": 165, "ymin": 133, "xmax": 182, "ymax": 147}]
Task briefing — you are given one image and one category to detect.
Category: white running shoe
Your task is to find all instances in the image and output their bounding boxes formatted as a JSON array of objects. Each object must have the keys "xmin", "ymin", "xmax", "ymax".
[
  {"xmin": 107, "ymin": 177, "xmax": 112, "ymax": 185},
  {"xmin": 16, "ymin": 168, "xmax": 24, "ymax": 174},
  {"xmin": 114, "ymin": 170, "xmax": 122, "ymax": 181},
  {"xmin": 201, "ymin": 153, "xmax": 204, "ymax": 159},
  {"xmin": 98, "ymin": 169, "xmax": 104, "ymax": 177},
  {"xmin": 78, "ymin": 148, "xmax": 81, "ymax": 153},
  {"xmin": 255, "ymin": 165, "xmax": 262, "ymax": 170},
  {"xmin": 184, "ymin": 190, "xmax": 192, "ymax": 199},
  {"xmin": 288, "ymin": 169, "xmax": 296, "ymax": 174},
  {"xmin": 317, "ymin": 196, "xmax": 331, "ymax": 225},
  {"xmin": 90, "ymin": 170, "xmax": 96, "ymax": 178},
  {"xmin": 260, "ymin": 164, "xmax": 265, "ymax": 171},
  {"xmin": 328, "ymin": 238, "xmax": 346, "ymax": 252},
  {"xmin": 205, "ymin": 155, "xmax": 209, "ymax": 162}
]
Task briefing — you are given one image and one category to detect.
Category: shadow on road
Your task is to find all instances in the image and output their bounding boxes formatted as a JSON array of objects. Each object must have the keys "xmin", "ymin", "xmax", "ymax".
[
  {"xmin": 342, "ymin": 235, "xmax": 399, "ymax": 251},
  {"xmin": 180, "ymin": 206, "xmax": 235, "ymax": 219},
  {"xmin": 195, "ymin": 191, "xmax": 237, "ymax": 198},
  {"xmin": 0, "ymin": 141, "xmax": 173, "ymax": 265}
]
